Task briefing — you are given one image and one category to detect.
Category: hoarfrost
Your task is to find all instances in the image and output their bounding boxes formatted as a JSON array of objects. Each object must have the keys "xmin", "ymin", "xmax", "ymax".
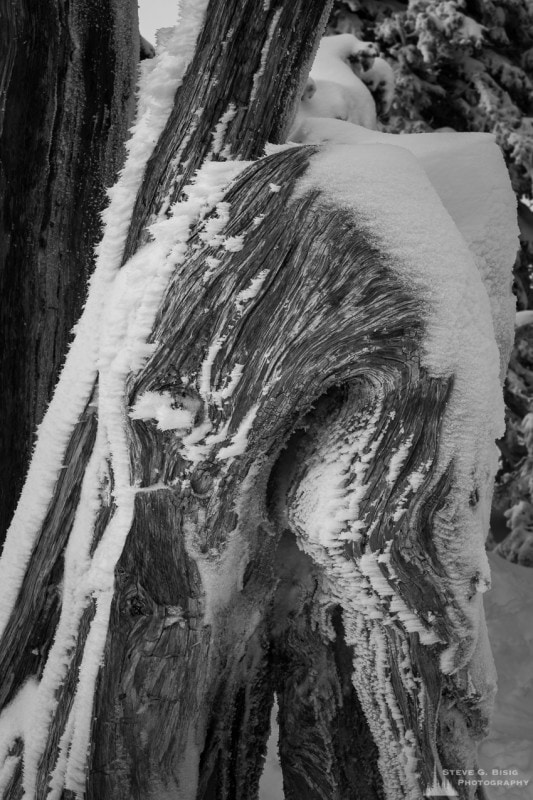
[
  {"xmin": 235, "ymin": 270, "xmax": 269, "ymax": 310},
  {"xmin": 216, "ymin": 405, "xmax": 259, "ymax": 460},
  {"xmin": 0, "ymin": 0, "xmax": 214, "ymax": 642},
  {"xmin": 211, "ymin": 104, "xmax": 237, "ymax": 155},
  {"xmin": 386, "ymin": 437, "xmax": 413, "ymax": 486},
  {"xmin": 130, "ymin": 390, "xmax": 200, "ymax": 431},
  {"xmin": 293, "ymin": 137, "xmax": 516, "ymax": 672},
  {"xmin": 0, "ymin": 2, "xmax": 256, "ymax": 792}
]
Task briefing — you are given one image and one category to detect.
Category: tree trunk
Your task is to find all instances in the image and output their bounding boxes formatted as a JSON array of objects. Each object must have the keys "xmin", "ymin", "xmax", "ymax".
[
  {"xmin": 0, "ymin": 1, "xmax": 511, "ymax": 799},
  {"xmin": 0, "ymin": 0, "xmax": 138, "ymax": 540}
]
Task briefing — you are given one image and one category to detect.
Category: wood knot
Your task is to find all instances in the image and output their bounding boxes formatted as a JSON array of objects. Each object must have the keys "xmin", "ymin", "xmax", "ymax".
[
  {"xmin": 128, "ymin": 596, "xmax": 147, "ymax": 617},
  {"xmin": 190, "ymin": 465, "xmax": 215, "ymax": 496}
]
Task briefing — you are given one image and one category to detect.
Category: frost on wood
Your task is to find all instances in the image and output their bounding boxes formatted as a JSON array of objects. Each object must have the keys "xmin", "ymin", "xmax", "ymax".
[
  {"xmin": 0, "ymin": 11, "xmax": 519, "ymax": 796},
  {"xmin": 0, "ymin": 131, "xmax": 516, "ymax": 797},
  {"xmin": 291, "ymin": 121, "xmax": 518, "ymax": 379},
  {"xmin": 0, "ymin": 0, "xmax": 211, "ymax": 643},
  {"xmin": 0, "ymin": 0, "xmax": 139, "ymax": 539}
]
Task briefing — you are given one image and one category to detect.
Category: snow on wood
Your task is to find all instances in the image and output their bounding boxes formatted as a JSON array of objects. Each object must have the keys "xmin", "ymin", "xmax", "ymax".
[
  {"xmin": 211, "ymin": 104, "xmax": 237, "ymax": 156},
  {"xmin": 216, "ymin": 405, "xmax": 260, "ymax": 460},
  {"xmin": 293, "ymin": 34, "xmax": 380, "ymax": 132},
  {"xmin": 360, "ymin": 56, "xmax": 395, "ymax": 115},
  {"xmin": 291, "ymin": 120, "xmax": 518, "ymax": 378},
  {"xmin": 288, "ymin": 393, "xmax": 386, "ymax": 547},
  {"xmin": 62, "ymin": 589, "xmax": 114, "ymax": 796},
  {"xmin": 223, "ymin": 234, "xmax": 245, "ymax": 252},
  {"xmin": 0, "ymin": 24, "xmax": 520, "ymax": 791},
  {"xmin": 242, "ymin": 133, "xmax": 517, "ymax": 796},
  {"xmin": 0, "ymin": 678, "xmax": 38, "ymax": 793},
  {"xmin": 47, "ymin": 152, "xmax": 252, "ymax": 795},
  {"xmin": 0, "ymin": 0, "xmax": 211, "ymax": 642},
  {"xmin": 386, "ymin": 437, "xmax": 413, "ymax": 487},
  {"xmin": 250, "ymin": 8, "xmax": 283, "ymax": 103},
  {"xmin": 130, "ymin": 390, "xmax": 200, "ymax": 431},
  {"xmin": 200, "ymin": 201, "xmax": 231, "ymax": 246},
  {"xmin": 0, "ymin": 3, "xmax": 263, "ymax": 792},
  {"xmin": 212, "ymin": 363, "xmax": 244, "ymax": 406},
  {"xmin": 236, "ymin": 271, "xmax": 270, "ymax": 309},
  {"xmin": 21, "ymin": 444, "xmax": 104, "ymax": 797},
  {"xmin": 294, "ymin": 138, "xmax": 516, "ymax": 676}
]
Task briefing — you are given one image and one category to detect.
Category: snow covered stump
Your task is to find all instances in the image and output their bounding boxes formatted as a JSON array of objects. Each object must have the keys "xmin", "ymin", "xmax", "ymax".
[
  {"xmin": 0, "ymin": 137, "xmax": 517, "ymax": 799},
  {"xmin": 0, "ymin": 1, "xmax": 519, "ymax": 796}
]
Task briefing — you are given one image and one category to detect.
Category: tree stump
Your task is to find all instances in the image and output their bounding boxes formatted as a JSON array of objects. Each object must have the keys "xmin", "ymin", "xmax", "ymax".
[{"xmin": 0, "ymin": 1, "xmax": 517, "ymax": 798}]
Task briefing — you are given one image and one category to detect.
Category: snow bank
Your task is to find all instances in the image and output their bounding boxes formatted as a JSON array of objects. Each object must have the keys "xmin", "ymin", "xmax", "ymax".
[
  {"xmin": 309, "ymin": 34, "xmax": 378, "ymax": 88},
  {"xmin": 478, "ymin": 554, "xmax": 533, "ymax": 800},
  {"xmin": 516, "ymin": 309, "xmax": 533, "ymax": 328},
  {"xmin": 298, "ymin": 78, "xmax": 377, "ymax": 131}
]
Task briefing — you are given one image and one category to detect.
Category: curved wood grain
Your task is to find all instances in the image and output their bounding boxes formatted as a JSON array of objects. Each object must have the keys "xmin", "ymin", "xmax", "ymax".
[{"xmin": 86, "ymin": 146, "xmax": 488, "ymax": 798}]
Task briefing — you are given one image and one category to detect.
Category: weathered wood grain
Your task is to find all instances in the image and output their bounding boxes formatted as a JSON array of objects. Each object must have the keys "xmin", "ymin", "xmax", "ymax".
[
  {"xmin": 85, "ymin": 146, "xmax": 490, "ymax": 797},
  {"xmin": 0, "ymin": 1, "xmax": 498, "ymax": 797},
  {"xmin": 122, "ymin": 0, "xmax": 333, "ymax": 262},
  {"xmin": 0, "ymin": 401, "xmax": 97, "ymax": 710},
  {"xmin": 0, "ymin": 0, "xmax": 138, "ymax": 540},
  {"xmin": 271, "ymin": 536, "xmax": 385, "ymax": 800}
]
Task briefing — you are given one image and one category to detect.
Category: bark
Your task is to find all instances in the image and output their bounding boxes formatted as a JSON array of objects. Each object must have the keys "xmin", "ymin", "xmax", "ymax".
[
  {"xmin": 0, "ymin": 0, "xmax": 138, "ymax": 540},
  {"xmin": 0, "ymin": 1, "xmax": 499, "ymax": 799}
]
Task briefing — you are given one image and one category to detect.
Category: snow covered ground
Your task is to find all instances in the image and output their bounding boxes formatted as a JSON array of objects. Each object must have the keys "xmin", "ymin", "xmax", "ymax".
[{"xmin": 478, "ymin": 553, "xmax": 533, "ymax": 800}]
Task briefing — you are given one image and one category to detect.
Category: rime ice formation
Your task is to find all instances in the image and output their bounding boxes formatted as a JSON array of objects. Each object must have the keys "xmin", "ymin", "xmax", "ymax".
[
  {"xmin": 291, "ymin": 120, "xmax": 517, "ymax": 381},
  {"xmin": 0, "ymin": 0, "xmax": 210, "ymax": 641},
  {"xmin": 288, "ymin": 137, "xmax": 517, "ymax": 796},
  {"xmin": 0, "ymin": 3, "xmax": 250, "ymax": 796},
  {"xmin": 0, "ymin": 12, "xmax": 520, "ymax": 800}
]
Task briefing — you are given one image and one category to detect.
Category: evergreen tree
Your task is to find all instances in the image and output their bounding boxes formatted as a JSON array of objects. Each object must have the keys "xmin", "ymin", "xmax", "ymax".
[{"xmin": 331, "ymin": 0, "xmax": 533, "ymax": 196}]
